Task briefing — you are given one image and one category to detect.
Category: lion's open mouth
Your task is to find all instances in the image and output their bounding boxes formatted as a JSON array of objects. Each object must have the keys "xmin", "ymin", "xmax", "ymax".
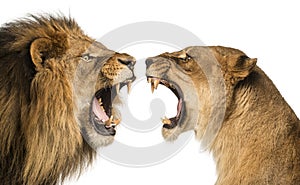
[
  {"xmin": 147, "ymin": 76, "xmax": 183, "ymax": 129},
  {"xmin": 91, "ymin": 81, "xmax": 132, "ymax": 136}
]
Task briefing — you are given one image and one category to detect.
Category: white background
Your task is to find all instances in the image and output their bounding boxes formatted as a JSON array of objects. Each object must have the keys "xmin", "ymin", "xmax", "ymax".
[{"xmin": 1, "ymin": 1, "xmax": 299, "ymax": 185}]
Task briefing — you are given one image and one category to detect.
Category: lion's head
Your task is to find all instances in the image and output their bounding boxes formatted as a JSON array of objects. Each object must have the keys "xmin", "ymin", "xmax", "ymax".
[
  {"xmin": 0, "ymin": 15, "xmax": 135, "ymax": 184},
  {"xmin": 146, "ymin": 46, "xmax": 256, "ymax": 143}
]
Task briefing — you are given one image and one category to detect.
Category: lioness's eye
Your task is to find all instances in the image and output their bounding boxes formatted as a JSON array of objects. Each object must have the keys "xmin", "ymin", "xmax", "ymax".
[
  {"xmin": 182, "ymin": 55, "xmax": 191, "ymax": 63},
  {"xmin": 81, "ymin": 54, "xmax": 91, "ymax": 62}
]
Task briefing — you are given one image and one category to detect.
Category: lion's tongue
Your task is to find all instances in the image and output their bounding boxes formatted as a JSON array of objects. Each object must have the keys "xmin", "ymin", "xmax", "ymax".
[{"xmin": 93, "ymin": 97, "xmax": 109, "ymax": 121}]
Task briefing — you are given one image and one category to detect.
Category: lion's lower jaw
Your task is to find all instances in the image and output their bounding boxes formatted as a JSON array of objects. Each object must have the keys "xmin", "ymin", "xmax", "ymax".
[
  {"xmin": 80, "ymin": 122, "xmax": 114, "ymax": 149},
  {"xmin": 91, "ymin": 136, "xmax": 114, "ymax": 149},
  {"xmin": 84, "ymin": 131, "xmax": 115, "ymax": 149}
]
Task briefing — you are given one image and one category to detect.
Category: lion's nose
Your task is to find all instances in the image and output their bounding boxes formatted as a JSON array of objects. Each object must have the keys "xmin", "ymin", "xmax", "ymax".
[
  {"xmin": 117, "ymin": 58, "xmax": 135, "ymax": 69},
  {"xmin": 145, "ymin": 58, "xmax": 154, "ymax": 67}
]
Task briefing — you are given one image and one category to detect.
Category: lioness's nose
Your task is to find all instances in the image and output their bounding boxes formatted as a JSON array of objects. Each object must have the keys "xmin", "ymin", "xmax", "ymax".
[{"xmin": 117, "ymin": 57, "xmax": 135, "ymax": 69}]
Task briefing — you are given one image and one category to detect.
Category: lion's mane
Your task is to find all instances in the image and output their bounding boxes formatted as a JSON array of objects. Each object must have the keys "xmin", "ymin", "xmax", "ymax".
[{"xmin": 0, "ymin": 15, "xmax": 94, "ymax": 185}]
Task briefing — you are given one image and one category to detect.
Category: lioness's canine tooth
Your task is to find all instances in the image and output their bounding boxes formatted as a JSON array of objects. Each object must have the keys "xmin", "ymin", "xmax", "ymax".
[
  {"xmin": 162, "ymin": 117, "xmax": 171, "ymax": 124},
  {"xmin": 147, "ymin": 77, "xmax": 151, "ymax": 83},
  {"xmin": 127, "ymin": 81, "xmax": 132, "ymax": 94},
  {"xmin": 151, "ymin": 82, "xmax": 155, "ymax": 93},
  {"xmin": 153, "ymin": 79, "xmax": 159, "ymax": 89}
]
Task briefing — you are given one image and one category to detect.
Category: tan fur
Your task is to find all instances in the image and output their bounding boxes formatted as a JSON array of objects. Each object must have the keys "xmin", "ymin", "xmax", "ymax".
[
  {"xmin": 146, "ymin": 46, "xmax": 300, "ymax": 184},
  {"xmin": 0, "ymin": 15, "xmax": 135, "ymax": 185}
]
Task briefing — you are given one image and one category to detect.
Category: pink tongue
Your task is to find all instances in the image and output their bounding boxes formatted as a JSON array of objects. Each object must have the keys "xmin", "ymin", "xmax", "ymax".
[
  {"xmin": 176, "ymin": 98, "xmax": 182, "ymax": 117},
  {"xmin": 93, "ymin": 98, "xmax": 109, "ymax": 121}
]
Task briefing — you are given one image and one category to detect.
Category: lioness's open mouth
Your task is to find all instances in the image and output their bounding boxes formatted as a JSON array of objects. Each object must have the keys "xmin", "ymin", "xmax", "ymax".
[
  {"xmin": 91, "ymin": 81, "xmax": 133, "ymax": 136},
  {"xmin": 147, "ymin": 76, "xmax": 184, "ymax": 129}
]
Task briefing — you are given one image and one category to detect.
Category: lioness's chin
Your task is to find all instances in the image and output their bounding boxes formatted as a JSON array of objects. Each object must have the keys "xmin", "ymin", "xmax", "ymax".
[{"xmin": 162, "ymin": 127, "xmax": 182, "ymax": 141}]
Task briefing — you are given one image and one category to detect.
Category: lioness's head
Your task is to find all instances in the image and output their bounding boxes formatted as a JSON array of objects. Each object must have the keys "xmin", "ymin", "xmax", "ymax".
[{"xmin": 146, "ymin": 46, "xmax": 256, "ymax": 142}]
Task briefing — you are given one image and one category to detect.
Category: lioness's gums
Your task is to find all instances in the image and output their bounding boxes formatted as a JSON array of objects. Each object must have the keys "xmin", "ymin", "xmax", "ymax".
[{"xmin": 146, "ymin": 46, "xmax": 300, "ymax": 184}]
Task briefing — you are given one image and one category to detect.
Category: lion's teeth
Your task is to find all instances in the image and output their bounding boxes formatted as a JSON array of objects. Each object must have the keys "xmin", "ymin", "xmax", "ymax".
[
  {"xmin": 161, "ymin": 116, "xmax": 171, "ymax": 125},
  {"xmin": 98, "ymin": 98, "xmax": 102, "ymax": 105},
  {"xmin": 105, "ymin": 115, "xmax": 112, "ymax": 126},
  {"xmin": 100, "ymin": 105, "xmax": 105, "ymax": 112},
  {"xmin": 147, "ymin": 77, "xmax": 151, "ymax": 83},
  {"xmin": 105, "ymin": 115, "xmax": 121, "ymax": 127},
  {"xmin": 111, "ymin": 119, "xmax": 121, "ymax": 126},
  {"xmin": 127, "ymin": 81, "xmax": 132, "ymax": 94},
  {"xmin": 116, "ymin": 83, "xmax": 120, "ymax": 94}
]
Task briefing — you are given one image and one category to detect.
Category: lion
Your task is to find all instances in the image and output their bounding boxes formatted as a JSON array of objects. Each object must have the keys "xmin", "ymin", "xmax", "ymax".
[
  {"xmin": 0, "ymin": 15, "xmax": 135, "ymax": 185},
  {"xmin": 146, "ymin": 46, "xmax": 300, "ymax": 184}
]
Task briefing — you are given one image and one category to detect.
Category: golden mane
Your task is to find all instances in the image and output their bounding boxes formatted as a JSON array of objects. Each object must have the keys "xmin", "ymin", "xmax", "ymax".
[{"xmin": 0, "ymin": 15, "xmax": 94, "ymax": 185}]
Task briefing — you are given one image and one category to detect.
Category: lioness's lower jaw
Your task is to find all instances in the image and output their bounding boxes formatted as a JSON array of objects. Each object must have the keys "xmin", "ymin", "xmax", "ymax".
[{"xmin": 147, "ymin": 76, "xmax": 188, "ymax": 140}]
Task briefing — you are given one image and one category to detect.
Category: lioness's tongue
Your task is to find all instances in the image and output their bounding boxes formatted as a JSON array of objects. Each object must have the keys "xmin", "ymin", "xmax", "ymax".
[
  {"xmin": 93, "ymin": 97, "xmax": 109, "ymax": 121},
  {"xmin": 176, "ymin": 98, "xmax": 182, "ymax": 118}
]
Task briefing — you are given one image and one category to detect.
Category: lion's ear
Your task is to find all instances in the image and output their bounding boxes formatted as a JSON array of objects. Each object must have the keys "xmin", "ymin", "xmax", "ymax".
[
  {"xmin": 228, "ymin": 56, "xmax": 257, "ymax": 78},
  {"xmin": 30, "ymin": 33, "xmax": 69, "ymax": 68}
]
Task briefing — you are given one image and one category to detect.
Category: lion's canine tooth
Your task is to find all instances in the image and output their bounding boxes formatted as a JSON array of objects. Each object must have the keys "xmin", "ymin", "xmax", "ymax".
[
  {"xmin": 98, "ymin": 98, "xmax": 102, "ymax": 105},
  {"xmin": 147, "ymin": 77, "xmax": 151, "ymax": 83},
  {"xmin": 127, "ymin": 81, "xmax": 132, "ymax": 94},
  {"xmin": 161, "ymin": 117, "xmax": 171, "ymax": 125},
  {"xmin": 116, "ymin": 83, "xmax": 120, "ymax": 94},
  {"xmin": 105, "ymin": 115, "xmax": 114, "ymax": 127},
  {"xmin": 112, "ymin": 119, "xmax": 121, "ymax": 126}
]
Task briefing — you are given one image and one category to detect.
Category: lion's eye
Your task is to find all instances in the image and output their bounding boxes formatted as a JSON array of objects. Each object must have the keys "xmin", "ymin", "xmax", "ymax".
[{"xmin": 81, "ymin": 54, "xmax": 92, "ymax": 62}]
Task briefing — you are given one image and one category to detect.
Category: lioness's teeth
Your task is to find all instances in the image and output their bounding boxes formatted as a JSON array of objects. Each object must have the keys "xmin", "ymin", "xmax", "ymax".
[
  {"xmin": 161, "ymin": 117, "xmax": 171, "ymax": 125},
  {"xmin": 153, "ymin": 79, "xmax": 159, "ymax": 89},
  {"xmin": 127, "ymin": 81, "xmax": 132, "ymax": 94},
  {"xmin": 147, "ymin": 77, "xmax": 151, "ymax": 83},
  {"xmin": 150, "ymin": 78, "xmax": 160, "ymax": 93},
  {"xmin": 98, "ymin": 98, "xmax": 102, "ymax": 105},
  {"xmin": 151, "ymin": 82, "xmax": 155, "ymax": 93},
  {"xmin": 116, "ymin": 83, "xmax": 120, "ymax": 94}
]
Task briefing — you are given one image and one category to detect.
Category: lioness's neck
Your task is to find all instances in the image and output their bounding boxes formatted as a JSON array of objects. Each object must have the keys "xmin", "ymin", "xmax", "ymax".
[
  {"xmin": 229, "ymin": 67, "xmax": 298, "ymax": 125},
  {"xmin": 211, "ymin": 67, "xmax": 300, "ymax": 184}
]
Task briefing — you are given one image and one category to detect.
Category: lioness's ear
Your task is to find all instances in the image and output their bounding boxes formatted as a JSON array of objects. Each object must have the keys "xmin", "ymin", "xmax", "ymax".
[
  {"xmin": 228, "ymin": 56, "xmax": 257, "ymax": 78},
  {"xmin": 30, "ymin": 33, "xmax": 69, "ymax": 68}
]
